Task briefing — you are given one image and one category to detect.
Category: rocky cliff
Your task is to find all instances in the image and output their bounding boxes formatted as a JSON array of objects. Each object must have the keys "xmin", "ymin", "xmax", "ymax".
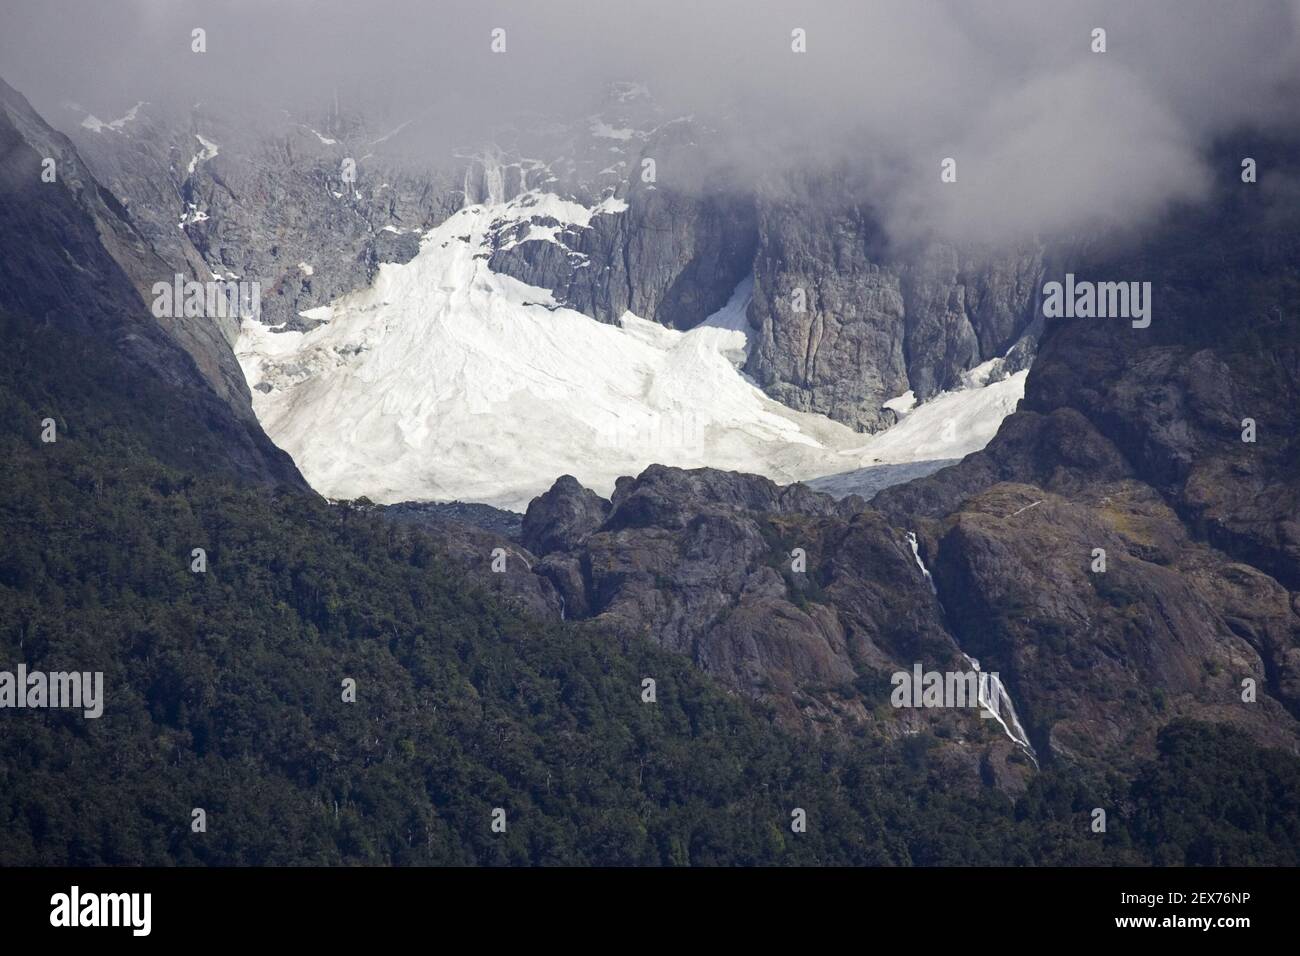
[
  {"xmin": 64, "ymin": 84, "xmax": 1041, "ymax": 435},
  {"xmin": 411, "ymin": 139, "xmax": 1300, "ymax": 789},
  {"xmin": 22, "ymin": 76, "xmax": 1298, "ymax": 792},
  {"xmin": 0, "ymin": 78, "xmax": 302, "ymax": 487}
]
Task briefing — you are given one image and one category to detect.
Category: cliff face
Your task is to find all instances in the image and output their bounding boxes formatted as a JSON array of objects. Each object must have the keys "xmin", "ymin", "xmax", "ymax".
[
  {"xmin": 0, "ymin": 78, "xmax": 303, "ymax": 487},
  {"xmin": 417, "ymin": 142, "xmax": 1300, "ymax": 787},
  {"xmin": 485, "ymin": 141, "xmax": 1045, "ymax": 432},
  {"xmin": 64, "ymin": 87, "xmax": 1041, "ymax": 435},
  {"xmin": 744, "ymin": 173, "xmax": 1043, "ymax": 431},
  {"xmin": 24, "ymin": 76, "xmax": 1298, "ymax": 790}
]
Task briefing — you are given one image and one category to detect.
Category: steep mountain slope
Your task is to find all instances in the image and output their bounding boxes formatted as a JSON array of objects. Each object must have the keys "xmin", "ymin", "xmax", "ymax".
[
  {"xmin": 0, "ymin": 78, "xmax": 302, "ymax": 488},
  {"xmin": 745, "ymin": 171, "xmax": 1043, "ymax": 430},
  {"xmin": 873, "ymin": 137, "xmax": 1300, "ymax": 766},
  {"xmin": 2, "ymin": 77, "xmax": 1299, "ymax": 866},
  {"xmin": 7, "ymin": 395, "xmax": 1298, "ymax": 864},
  {"xmin": 422, "ymin": 140, "xmax": 1300, "ymax": 780},
  {"xmin": 64, "ymin": 86, "xmax": 1038, "ymax": 479},
  {"xmin": 235, "ymin": 184, "xmax": 1024, "ymax": 509}
]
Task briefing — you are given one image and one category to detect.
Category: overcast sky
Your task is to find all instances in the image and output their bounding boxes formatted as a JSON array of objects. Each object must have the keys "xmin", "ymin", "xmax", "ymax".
[{"xmin": 3, "ymin": 0, "xmax": 1298, "ymax": 244}]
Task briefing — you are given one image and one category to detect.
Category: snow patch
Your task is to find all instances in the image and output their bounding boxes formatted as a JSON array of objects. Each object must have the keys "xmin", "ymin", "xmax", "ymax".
[
  {"xmin": 590, "ymin": 121, "xmax": 638, "ymax": 141},
  {"xmin": 80, "ymin": 101, "xmax": 145, "ymax": 134},
  {"xmin": 810, "ymin": 371, "xmax": 1027, "ymax": 499},
  {"xmin": 236, "ymin": 200, "xmax": 879, "ymax": 510},
  {"xmin": 883, "ymin": 390, "xmax": 917, "ymax": 417},
  {"xmin": 186, "ymin": 134, "xmax": 219, "ymax": 175},
  {"xmin": 236, "ymin": 178, "xmax": 1022, "ymax": 511}
]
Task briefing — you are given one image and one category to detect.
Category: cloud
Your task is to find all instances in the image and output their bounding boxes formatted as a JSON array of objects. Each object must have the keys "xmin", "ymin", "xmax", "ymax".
[{"xmin": 1, "ymin": 0, "xmax": 1297, "ymax": 245}]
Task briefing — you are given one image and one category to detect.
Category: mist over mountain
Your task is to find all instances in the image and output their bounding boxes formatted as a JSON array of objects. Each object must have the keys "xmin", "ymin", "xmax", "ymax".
[
  {"xmin": 5, "ymin": 0, "xmax": 1299, "ymax": 247},
  {"xmin": 1, "ymin": 0, "xmax": 1299, "ymax": 888}
]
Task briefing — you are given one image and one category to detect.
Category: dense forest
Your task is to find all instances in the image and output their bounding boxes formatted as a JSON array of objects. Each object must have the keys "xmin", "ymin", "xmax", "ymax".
[{"xmin": 1, "ymin": 307, "xmax": 1298, "ymax": 865}]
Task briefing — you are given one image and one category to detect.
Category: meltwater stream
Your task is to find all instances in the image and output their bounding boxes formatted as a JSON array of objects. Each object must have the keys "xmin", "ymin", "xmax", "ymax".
[
  {"xmin": 962, "ymin": 654, "xmax": 1039, "ymax": 767},
  {"xmin": 906, "ymin": 531, "xmax": 1039, "ymax": 766}
]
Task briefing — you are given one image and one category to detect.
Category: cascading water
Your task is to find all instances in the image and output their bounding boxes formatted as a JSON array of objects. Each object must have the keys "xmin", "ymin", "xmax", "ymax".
[
  {"xmin": 906, "ymin": 530, "xmax": 1039, "ymax": 766},
  {"xmin": 906, "ymin": 531, "xmax": 936, "ymax": 594},
  {"xmin": 962, "ymin": 653, "xmax": 1039, "ymax": 767},
  {"xmin": 462, "ymin": 150, "xmax": 508, "ymax": 207}
]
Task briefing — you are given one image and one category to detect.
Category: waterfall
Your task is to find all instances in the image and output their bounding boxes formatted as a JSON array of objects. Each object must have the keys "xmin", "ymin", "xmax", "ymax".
[
  {"xmin": 908, "ymin": 530, "xmax": 1039, "ymax": 767},
  {"xmin": 482, "ymin": 154, "xmax": 505, "ymax": 205},
  {"xmin": 963, "ymin": 654, "xmax": 1039, "ymax": 767},
  {"xmin": 906, "ymin": 531, "xmax": 936, "ymax": 594},
  {"xmin": 463, "ymin": 151, "xmax": 508, "ymax": 208}
]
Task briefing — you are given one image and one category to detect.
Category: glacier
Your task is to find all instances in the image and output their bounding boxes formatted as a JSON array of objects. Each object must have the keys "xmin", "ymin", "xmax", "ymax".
[{"xmin": 236, "ymin": 187, "xmax": 1026, "ymax": 512}]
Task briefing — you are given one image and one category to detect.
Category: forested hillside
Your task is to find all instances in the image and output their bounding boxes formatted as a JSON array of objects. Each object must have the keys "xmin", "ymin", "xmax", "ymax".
[{"xmin": 2, "ymin": 306, "xmax": 1297, "ymax": 866}]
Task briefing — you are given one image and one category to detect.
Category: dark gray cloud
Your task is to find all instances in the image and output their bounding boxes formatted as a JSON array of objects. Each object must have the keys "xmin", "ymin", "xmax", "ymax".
[{"xmin": 2, "ymin": 0, "xmax": 1298, "ymax": 243}]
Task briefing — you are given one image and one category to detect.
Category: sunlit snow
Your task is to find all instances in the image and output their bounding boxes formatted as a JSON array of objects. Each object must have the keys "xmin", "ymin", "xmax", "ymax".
[{"xmin": 236, "ymin": 188, "xmax": 1024, "ymax": 511}]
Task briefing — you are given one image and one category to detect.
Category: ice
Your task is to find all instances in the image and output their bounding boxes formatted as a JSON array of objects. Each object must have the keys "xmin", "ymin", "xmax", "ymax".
[
  {"xmin": 236, "ymin": 187, "xmax": 1023, "ymax": 511},
  {"xmin": 809, "ymin": 371, "xmax": 1027, "ymax": 499},
  {"xmin": 80, "ymin": 101, "xmax": 144, "ymax": 134},
  {"xmin": 186, "ymin": 134, "xmax": 219, "ymax": 175}
]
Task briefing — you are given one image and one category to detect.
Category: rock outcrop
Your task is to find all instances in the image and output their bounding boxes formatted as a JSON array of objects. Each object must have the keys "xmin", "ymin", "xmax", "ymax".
[{"xmin": 744, "ymin": 171, "xmax": 1044, "ymax": 431}]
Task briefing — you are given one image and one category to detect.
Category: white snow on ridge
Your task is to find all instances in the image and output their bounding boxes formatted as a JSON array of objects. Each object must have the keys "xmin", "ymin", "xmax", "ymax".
[
  {"xmin": 186, "ymin": 134, "xmax": 219, "ymax": 175},
  {"xmin": 236, "ymin": 189, "xmax": 1024, "ymax": 511},
  {"xmin": 843, "ymin": 371, "xmax": 1025, "ymax": 465},
  {"xmin": 589, "ymin": 121, "xmax": 639, "ymax": 140},
  {"xmin": 80, "ymin": 101, "xmax": 145, "ymax": 134},
  {"xmin": 808, "ymin": 371, "xmax": 1027, "ymax": 499},
  {"xmin": 237, "ymin": 199, "xmax": 860, "ymax": 510}
]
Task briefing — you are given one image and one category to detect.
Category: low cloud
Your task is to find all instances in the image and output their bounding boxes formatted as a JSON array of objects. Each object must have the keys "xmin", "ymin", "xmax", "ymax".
[{"xmin": 1, "ymin": 0, "xmax": 1297, "ymax": 245}]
